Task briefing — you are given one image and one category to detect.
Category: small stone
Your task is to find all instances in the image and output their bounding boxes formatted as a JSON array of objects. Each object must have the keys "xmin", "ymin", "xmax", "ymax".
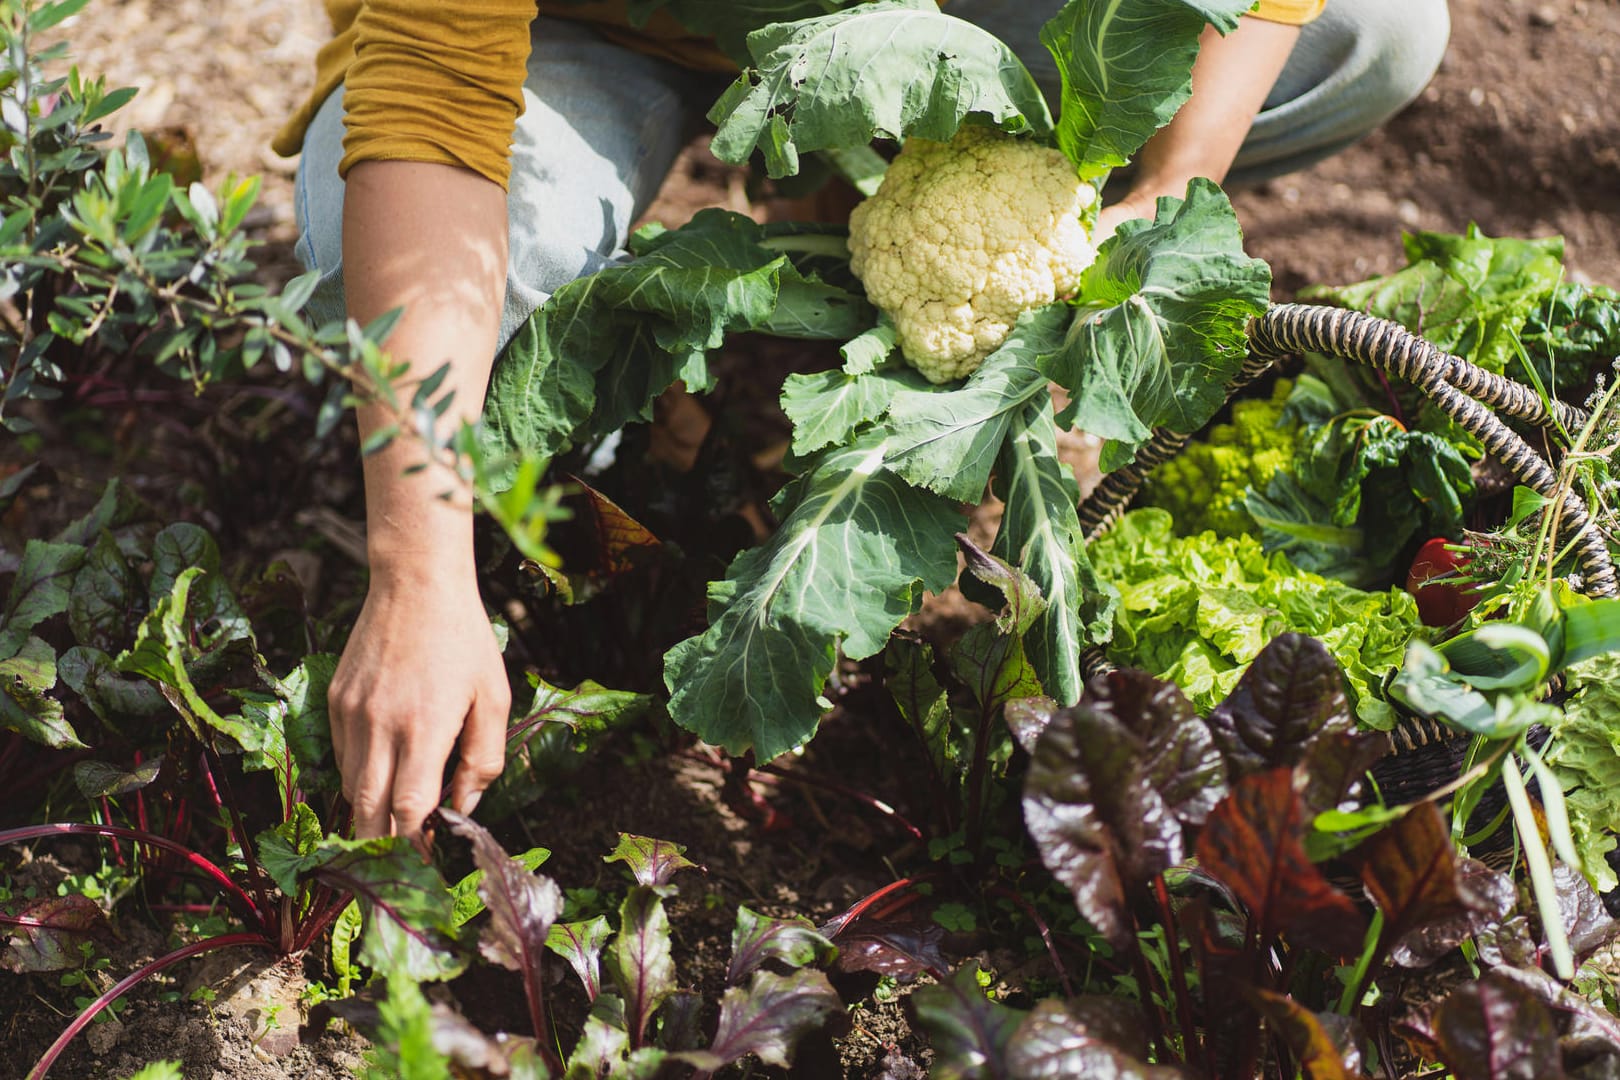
[
  {"xmin": 1468, "ymin": 87, "xmax": 1486, "ymax": 107},
  {"xmin": 84, "ymin": 1017, "xmax": 125, "ymax": 1055},
  {"xmin": 1529, "ymin": 6, "xmax": 1558, "ymax": 26},
  {"xmin": 1397, "ymin": 199, "xmax": 1422, "ymax": 226}
]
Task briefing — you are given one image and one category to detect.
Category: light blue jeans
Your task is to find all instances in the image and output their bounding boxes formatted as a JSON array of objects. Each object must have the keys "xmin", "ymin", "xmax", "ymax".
[{"xmin": 294, "ymin": 2, "xmax": 1450, "ymax": 351}]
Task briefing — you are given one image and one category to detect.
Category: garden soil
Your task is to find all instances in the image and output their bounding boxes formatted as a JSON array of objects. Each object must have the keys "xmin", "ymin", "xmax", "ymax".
[{"xmin": 5, "ymin": 0, "xmax": 1620, "ymax": 1077}]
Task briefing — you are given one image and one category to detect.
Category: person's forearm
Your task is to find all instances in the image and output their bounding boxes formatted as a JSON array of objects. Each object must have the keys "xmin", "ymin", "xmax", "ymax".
[
  {"xmin": 342, "ymin": 159, "xmax": 508, "ymax": 579},
  {"xmin": 1106, "ymin": 18, "xmax": 1300, "ymax": 225}
]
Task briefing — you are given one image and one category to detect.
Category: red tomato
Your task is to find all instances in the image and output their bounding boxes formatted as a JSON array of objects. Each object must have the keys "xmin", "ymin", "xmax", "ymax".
[{"xmin": 1405, "ymin": 537, "xmax": 1480, "ymax": 627}]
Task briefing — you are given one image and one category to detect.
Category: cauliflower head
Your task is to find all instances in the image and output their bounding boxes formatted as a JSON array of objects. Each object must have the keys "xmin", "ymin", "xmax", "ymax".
[{"xmin": 847, "ymin": 125, "xmax": 1097, "ymax": 384}]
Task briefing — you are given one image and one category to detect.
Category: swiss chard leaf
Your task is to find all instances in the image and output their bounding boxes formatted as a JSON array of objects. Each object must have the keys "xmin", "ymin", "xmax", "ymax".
[
  {"xmin": 708, "ymin": 0, "xmax": 1051, "ymax": 178},
  {"xmin": 911, "ymin": 964, "xmax": 1024, "ymax": 1080},
  {"xmin": 0, "ymin": 539, "xmax": 85, "ymax": 658},
  {"xmin": 547, "ymin": 916, "xmax": 612, "ymax": 1002},
  {"xmin": 1250, "ymin": 990, "xmax": 1364, "ymax": 1080},
  {"xmin": 1195, "ymin": 768, "xmax": 1367, "ymax": 958},
  {"xmin": 664, "ymin": 433, "xmax": 961, "ymax": 761},
  {"xmin": 1039, "ymin": 0, "xmax": 1251, "ymax": 179},
  {"xmin": 0, "ymin": 894, "xmax": 111, "ymax": 973},
  {"xmin": 0, "ymin": 636, "xmax": 82, "ymax": 748},
  {"xmin": 679, "ymin": 968, "xmax": 842, "ymax": 1071},
  {"xmin": 1023, "ymin": 670, "xmax": 1223, "ymax": 951},
  {"xmin": 438, "ymin": 809, "xmax": 563, "ymax": 982},
  {"xmin": 1433, "ymin": 970, "xmax": 1567, "ymax": 1080},
  {"xmin": 67, "ymin": 531, "xmax": 144, "ymax": 651},
  {"xmin": 1041, "ymin": 179, "xmax": 1271, "ymax": 471},
  {"xmin": 608, "ymin": 885, "xmax": 678, "ymax": 1048},
  {"xmin": 604, "ymin": 833, "xmax": 699, "ymax": 890},
  {"xmin": 727, "ymin": 906, "xmax": 837, "ymax": 985},
  {"xmin": 1348, "ymin": 802, "xmax": 1476, "ymax": 959},
  {"xmin": 57, "ymin": 645, "xmax": 165, "ymax": 725},
  {"xmin": 1006, "ymin": 996, "xmax": 1184, "ymax": 1079},
  {"xmin": 1205, "ymin": 632, "xmax": 1354, "ymax": 782},
  {"xmin": 305, "ymin": 836, "xmax": 466, "ymax": 982}
]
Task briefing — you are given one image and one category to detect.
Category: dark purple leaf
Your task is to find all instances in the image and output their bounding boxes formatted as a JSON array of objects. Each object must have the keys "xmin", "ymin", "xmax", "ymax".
[
  {"xmin": 1489, "ymin": 964, "xmax": 1620, "ymax": 1065},
  {"xmin": 1196, "ymin": 769, "xmax": 1366, "ymax": 957},
  {"xmin": 0, "ymin": 895, "xmax": 111, "ymax": 973},
  {"xmin": 68, "ymin": 532, "xmax": 144, "ymax": 651},
  {"xmin": 1295, "ymin": 729, "xmax": 1388, "ymax": 815},
  {"xmin": 1349, "ymin": 803, "xmax": 1473, "ymax": 955},
  {"xmin": 657, "ymin": 989, "xmax": 706, "ymax": 1052},
  {"xmin": 1023, "ymin": 671, "xmax": 1223, "ymax": 953},
  {"xmin": 727, "ymin": 905, "xmax": 836, "ymax": 985},
  {"xmin": 911, "ymin": 965, "xmax": 1023, "ymax": 1080},
  {"xmin": 604, "ymin": 833, "xmax": 698, "ymax": 889},
  {"xmin": 547, "ymin": 915, "xmax": 611, "ymax": 1002},
  {"xmin": 822, "ymin": 895, "xmax": 951, "ymax": 980},
  {"xmin": 1553, "ymin": 863, "xmax": 1620, "ymax": 961},
  {"xmin": 949, "ymin": 624, "xmax": 1043, "ymax": 718},
  {"xmin": 1206, "ymin": 633, "xmax": 1353, "ymax": 781},
  {"xmin": 679, "ymin": 968, "xmax": 841, "ymax": 1072},
  {"xmin": 439, "ymin": 808, "xmax": 562, "ymax": 980},
  {"xmin": 1006, "ymin": 998, "xmax": 1191, "ymax": 1079},
  {"xmin": 1004, "ymin": 696, "xmax": 1057, "ymax": 755},
  {"xmin": 1476, "ymin": 915, "xmax": 1540, "ymax": 970},
  {"xmin": 1434, "ymin": 970, "xmax": 1567, "ymax": 1080},
  {"xmin": 1251, "ymin": 990, "xmax": 1366, "ymax": 1079},
  {"xmin": 609, "ymin": 885, "xmax": 677, "ymax": 1048},
  {"xmin": 1391, "ymin": 858, "xmax": 1515, "ymax": 968}
]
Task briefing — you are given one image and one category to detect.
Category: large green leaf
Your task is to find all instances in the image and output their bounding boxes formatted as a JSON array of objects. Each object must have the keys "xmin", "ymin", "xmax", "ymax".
[
  {"xmin": 1042, "ymin": 178, "xmax": 1271, "ymax": 470},
  {"xmin": 1040, "ymin": 0, "xmax": 1250, "ymax": 178},
  {"xmin": 481, "ymin": 210, "xmax": 789, "ymax": 481},
  {"xmin": 883, "ymin": 306, "xmax": 1070, "ymax": 502},
  {"xmin": 708, "ymin": 0, "xmax": 1051, "ymax": 178},
  {"xmin": 664, "ymin": 434, "xmax": 962, "ymax": 760},
  {"xmin": 779, "ymin": 366, "xmax": 925, "ymax": 456},
  {"xmin": 983, "ymin": 399, "xmax": 1113, "ymax": 704}
]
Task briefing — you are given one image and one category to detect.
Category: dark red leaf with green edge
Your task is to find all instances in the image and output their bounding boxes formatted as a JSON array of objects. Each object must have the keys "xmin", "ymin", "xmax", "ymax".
[
  {"xmin": 1250, "ymin": 990, "xmax": 1366, "ymax": 1079},
  {"xmin": 1005, "ymin": 997, "xmax": 1191, "ymax": 1079},
  {"xmin": 547, "ymin": 915, "xmax": 611, "ymax": 1002},
  {"xmin": 1196, "ymin": 769, "xmax": 1366, "ymax": 957},
  {"xmin": 911, "ymin": 965, "xmax": 1023, "ymax": 1080},
  {"xmin": 1488, "ymin": 964, "xmax": 1620, "ymax": 1063},
  {"xmin": 726, "ymin": 905, "xmax": 836, "ymax": 985},
  {"xmin": 1390, "ymin": 858, "xmax": 1514, "ymax": 969},
  {"xmin": 678, "ymin": 968, "xmax": 842, "ymax": 1074},
  {"xmin": 609, "ymin": 885, "xmax": 677, "ymax": 1048},
  {"xmin": 1024, "ymin": 671, "xmax": 1225, "ymax": 952},
  {"xmin": 604, "ymin": 833, "xmax": 699, "ymax": 889},
  {"xmin": 1434, "ymin": 970, "xmax": 1567, "ymax": 1080},
  {"xmin": 1347, "ymin": 802, "xmax": 1472, "ymax": 953},
  {"xmin": 0, "ymin": 895, "xmax": 111, "ymax": 973},
  {"xmin": 1206, "ymin": 633, "xmax": 1354, "ymax": 781}
]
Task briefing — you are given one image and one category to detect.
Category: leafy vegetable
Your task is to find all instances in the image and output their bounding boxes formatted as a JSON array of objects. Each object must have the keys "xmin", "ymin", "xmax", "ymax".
[
  {"xmin": 1546, "ymin": 652, "xmax": 1620, "ymax": 890},
  {"xmin": 1087, "ymin": 509, "xmax": 1424, "ymax": 726}
]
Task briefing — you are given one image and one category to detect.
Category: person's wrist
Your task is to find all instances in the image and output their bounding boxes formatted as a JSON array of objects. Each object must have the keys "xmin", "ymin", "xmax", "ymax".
[{"xmin": 365, "ymin": 542, "xmax": 479, "ymax": 594}]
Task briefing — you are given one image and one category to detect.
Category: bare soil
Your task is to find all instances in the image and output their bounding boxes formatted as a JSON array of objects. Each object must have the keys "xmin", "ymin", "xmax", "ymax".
[{"xmin": 7, "ymin": 0, "xmax": 1620, "ymax": 1076}]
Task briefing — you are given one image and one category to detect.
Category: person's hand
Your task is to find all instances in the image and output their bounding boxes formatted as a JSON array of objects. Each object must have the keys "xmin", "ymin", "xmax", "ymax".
[
  {"xmin": 328, "ymin": 564, "xmax": 510, "ymax": 846},
  {"xmin": 1096, "ymin": 193, "xmax": 1159, "ymax": 244}
]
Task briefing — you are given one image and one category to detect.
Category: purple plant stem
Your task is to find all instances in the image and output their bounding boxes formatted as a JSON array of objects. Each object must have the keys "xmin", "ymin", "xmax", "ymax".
[
  {"xmin": 197, "ymin": 745, "xmax": 275, "ymax": 918},
  {"xmin": 26, "ymin": 932, "xmax": 266, "ymax": 1080},
  {"xmin": 987, "ymin": 886, "xmax": 1074, "ymax": 998},
  {"xmin": 0, "ymin": 823, "xmax": 262, "ymax": 931},
  {"xmin": 1154, "ymin": 873, "xmax": 1208, "ymax": 1076},
  {"xmin": 751, "ymin": 762, "xmax": 924, "ymax": 840}
]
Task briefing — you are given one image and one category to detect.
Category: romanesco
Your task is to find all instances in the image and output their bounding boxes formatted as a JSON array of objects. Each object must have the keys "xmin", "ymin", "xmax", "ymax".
[
  {"xmin": 1140, "ymin": 379, "xmax": 1299, "ymax": 537},
  {"xmin": 847, "ymin": 125, "xmax": 1097, "ymax": 383}
]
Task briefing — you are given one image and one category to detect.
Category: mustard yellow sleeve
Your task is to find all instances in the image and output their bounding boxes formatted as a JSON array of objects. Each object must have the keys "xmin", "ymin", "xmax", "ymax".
[
  {"xmin": 1250, "ymin": 0, "xmax": 1325, "ymax": 25},
  {"xmin": 340, "ymin": 0, "xmax": 535, "ymax": 190}
]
